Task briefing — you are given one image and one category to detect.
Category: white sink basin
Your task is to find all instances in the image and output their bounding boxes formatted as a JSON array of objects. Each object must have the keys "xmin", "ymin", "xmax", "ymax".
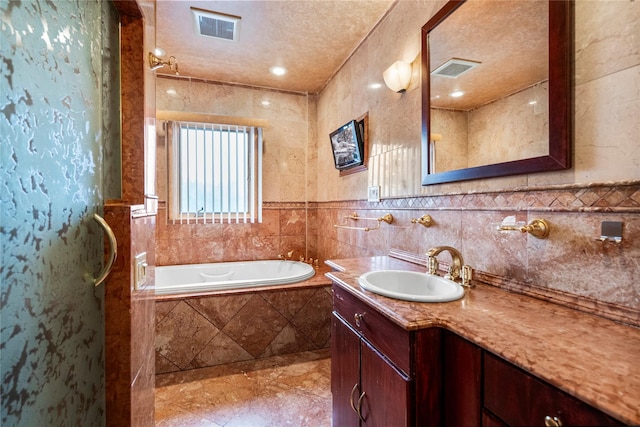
[{"xmin": 358, "ymin": 270, "xmax": 464, "ymax": 302}]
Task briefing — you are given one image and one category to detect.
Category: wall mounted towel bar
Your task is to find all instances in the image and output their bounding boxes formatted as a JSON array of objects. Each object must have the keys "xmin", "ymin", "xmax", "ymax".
[{"xmin": 334, "ymin": 212, "xmax": 394, "ymax": 232}]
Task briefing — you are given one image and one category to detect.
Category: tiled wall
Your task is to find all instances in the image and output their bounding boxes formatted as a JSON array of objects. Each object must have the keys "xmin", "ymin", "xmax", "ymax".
[
  {"xmin": 155, "ymin": 78, "xmax": 317, "ymax": 265},
  {"xmin": 316, "ymin": 182, "xmax": 640, "ymax": 325},
  {"xmin": 105, "ymin": 1, "xmax": 157, "ymax": 426},
  {"xmin": 156, "ymin": 203, "xmax": 314, "ymax": 265},
  {"xmin": 156, "ymin": 77, "xmax": 314, "ymax": 204},
  {"xmin": 316, "ymin": 1, "xmax": 640, "ymax": 200},
  {"xmin": 103, "ymin": 204, "xmax": 157, "ymax": 426},
  {"xmin": 314, "ymin": 1, "xmax": 640, "ymax": 324},
  {"xmin": 155, "ymin": 284, "xmax": 332, "ymax": 374},
  {"xmin": 150, "ymin": 1, "xmax": 639, "ymax": 363}
]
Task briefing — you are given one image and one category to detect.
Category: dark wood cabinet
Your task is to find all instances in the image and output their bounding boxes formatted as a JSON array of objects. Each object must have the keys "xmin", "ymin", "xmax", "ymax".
[
  {"xmin": 332, "ymin": 285, "xmax": 441, "ymax": 427},
  {"xmin": 359, "ymin": 331, "xmax": 412, "ymax": 426},
  {"xmin": 332, "ymin": 313, "xmax": 411, "ymax": 426},
  {"xmin": 442, "ymin": 331, "xmax": 482, "ymax": 427},
  {"xmin": 331, "ymin": 283, "xmax": 624, "ymax": 427},
  {"xmin": 331, "ymin": 313, "xmax": 362, "ymax": 426},
  {"xmin": 483, "ymin": 352, "xmax": 621, "ymax": 427}
]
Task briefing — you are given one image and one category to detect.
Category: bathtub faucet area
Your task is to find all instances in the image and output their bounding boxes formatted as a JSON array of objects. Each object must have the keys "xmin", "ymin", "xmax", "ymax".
[{"xmin": 278, "ymin": 250, "xmax": 320, "ymax": 268}]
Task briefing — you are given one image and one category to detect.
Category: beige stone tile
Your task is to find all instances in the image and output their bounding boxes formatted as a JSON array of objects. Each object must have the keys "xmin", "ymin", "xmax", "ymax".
[
  {"xmin": 290, "ymin": 289, "xmax": 333, "ymax": 347},
  {"xmin": 573, "ymin": 65, "xmax": 640, "ymax": 183},
  {"xmin": 575, "ymin": 0, "xmax": 640, "ymax": 85},
  {"xmin": 259, "ymin": 324, "xmax": 318, "ymax": 358},
  {"xmin": 187, "ymin": 294, "xmax": 253, "ymax": 329},
  {"xmin": 261, "ymin": 288, "xmax": 318, "ymax": 320},
  {"xmin": 193, "ymin": 332, "xmax": 254, "ymax": 368},
  {"xmin": 155, "ymin": 351, "xmax": 331, "ymax": 427},
  {"xmin": 155, "ymin": 396, "xmax": 223, "ymax": 427},
  {"xmin": 155, "ymin": 301, "xmax": 220, "ymax": 369},
  {"xmin": 222, "ymin": 295, "xmax": 289, "ymax": 357}
]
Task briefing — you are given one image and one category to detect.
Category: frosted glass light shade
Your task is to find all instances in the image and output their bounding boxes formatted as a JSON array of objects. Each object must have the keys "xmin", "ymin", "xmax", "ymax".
[{"xmin": 383, "ymin": 61, "xmax": 412, "ymax": 93}]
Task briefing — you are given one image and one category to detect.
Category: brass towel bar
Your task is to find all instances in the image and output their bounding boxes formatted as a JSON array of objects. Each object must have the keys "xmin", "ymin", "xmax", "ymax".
[{"xmin": 334, "ymin": 212, "xmax": 394, "ymax": 232}]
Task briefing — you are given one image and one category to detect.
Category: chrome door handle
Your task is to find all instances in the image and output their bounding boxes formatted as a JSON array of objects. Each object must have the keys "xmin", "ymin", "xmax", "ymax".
[{"xmin": 93, "ymin": 213, "xmax": 117, "ymax": 287}]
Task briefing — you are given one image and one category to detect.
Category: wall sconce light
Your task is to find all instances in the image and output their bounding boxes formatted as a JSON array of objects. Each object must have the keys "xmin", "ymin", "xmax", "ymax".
[
  {"xmin": 148, "ymin": 52, "xmax": 179, "ymax": 75},
  {"xmin": 383, "ymin": 60, "xmax": 412, "ymax": 93}
]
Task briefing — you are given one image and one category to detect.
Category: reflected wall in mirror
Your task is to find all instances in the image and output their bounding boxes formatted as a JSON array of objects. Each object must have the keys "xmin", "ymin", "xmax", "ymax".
[{"xmin": 421, "ymin": 0, "xmax": 572, "ymax": 185}]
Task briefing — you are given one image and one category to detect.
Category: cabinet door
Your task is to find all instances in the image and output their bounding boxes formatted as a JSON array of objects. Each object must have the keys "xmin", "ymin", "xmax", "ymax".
[
  {"xmin": 443, "ymin": 331, "xmax": 482, "ymax": 426},
  {"xmin": 484, "ymin": 352, "xmax": 621, "ymax": 426},
  {"xmin": 360, "ymin": 339, "xmax": 412, "ymax": 427},
  {"xmin": 332, "ymin": 313, "xmax": 361, "ymax": 427}
]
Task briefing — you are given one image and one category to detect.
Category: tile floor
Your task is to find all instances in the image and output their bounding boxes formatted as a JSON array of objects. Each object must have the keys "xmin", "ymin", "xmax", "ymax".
[{"xmin": 155, "ymin": 349, "xmax": 332, "ymax": 426}]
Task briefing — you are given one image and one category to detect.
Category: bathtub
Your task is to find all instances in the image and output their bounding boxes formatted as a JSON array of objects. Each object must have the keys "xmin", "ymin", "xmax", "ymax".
[{"xmin": 155, "ymin": 259, "xmax": 316, "ymax": 295}]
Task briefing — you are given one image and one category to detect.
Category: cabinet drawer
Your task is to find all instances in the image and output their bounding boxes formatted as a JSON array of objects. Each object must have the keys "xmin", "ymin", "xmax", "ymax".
[
  {"xmin": 333, "ymin": 284, "xmax": 411, "ymax": 374},
  {"xmin": 484, "ymin": 352, "xmax": 621, "ymax": 426}
]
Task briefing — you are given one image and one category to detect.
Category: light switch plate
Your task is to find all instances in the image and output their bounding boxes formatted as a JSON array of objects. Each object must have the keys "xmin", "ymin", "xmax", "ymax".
[
  {"xmin": 368, "ymin": 185, "xmax": 381, "ymax": 203},
  {"xmin": 134, "ymin": 252, "xmax": 147, "ymax": 290}
]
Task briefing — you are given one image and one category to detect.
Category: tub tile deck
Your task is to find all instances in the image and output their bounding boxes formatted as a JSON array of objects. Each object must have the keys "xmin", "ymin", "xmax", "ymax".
[
  {"xmin": 155, "ymin": 349, "xmax": 331, "ymax": 426},
  {"xmin": 155, "ymin": 281, "xmax": 332, "ymax": 374}
]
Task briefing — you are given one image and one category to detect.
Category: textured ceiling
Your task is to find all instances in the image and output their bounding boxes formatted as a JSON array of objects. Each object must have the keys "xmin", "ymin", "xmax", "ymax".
[{"xmin": 155, "ymin": 0, "xmax": 396, "ymax": 94}]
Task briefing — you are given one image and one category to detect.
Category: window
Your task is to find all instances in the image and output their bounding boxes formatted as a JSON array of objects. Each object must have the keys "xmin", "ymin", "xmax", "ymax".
[{"xmin": 169, "ymin": 121, "xmax": 262, "ymax": 223}]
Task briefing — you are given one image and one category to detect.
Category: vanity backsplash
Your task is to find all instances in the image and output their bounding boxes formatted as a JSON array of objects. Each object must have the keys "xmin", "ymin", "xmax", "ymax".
[{"xmin": 314, "ymin": 181, "xmax": 640, "ymax": 327}]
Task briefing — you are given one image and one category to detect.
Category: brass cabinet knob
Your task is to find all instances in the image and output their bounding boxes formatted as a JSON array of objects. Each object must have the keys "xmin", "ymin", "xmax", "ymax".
[
  {"xmin": 544, "ymin": 415, "xmax": 563, "ymax": 427},
  {"xmin": 354, "ymin": 312, "xmax": 365, "ymax": 327}
]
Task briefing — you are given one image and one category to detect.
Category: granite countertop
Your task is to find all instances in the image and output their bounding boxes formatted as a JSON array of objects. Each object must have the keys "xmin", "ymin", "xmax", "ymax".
[{"xmin": 325, "ymin": 256, "xmax": 640, "ymax": 426}]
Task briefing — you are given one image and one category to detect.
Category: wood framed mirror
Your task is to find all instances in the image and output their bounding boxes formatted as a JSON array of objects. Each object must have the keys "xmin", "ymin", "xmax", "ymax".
[{"xmin": 421, "ymin": 0, "xmax": 572, "ymax": 185}]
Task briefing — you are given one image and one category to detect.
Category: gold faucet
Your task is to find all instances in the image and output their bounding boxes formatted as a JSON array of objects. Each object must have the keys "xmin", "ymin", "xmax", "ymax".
[
  {"xmin": 426, "ymin": 246, "xmax": 473, "ymax": 288},
  {"xmin": 278, "ymin": 250, "xmax": 298, "ymax": 260}
]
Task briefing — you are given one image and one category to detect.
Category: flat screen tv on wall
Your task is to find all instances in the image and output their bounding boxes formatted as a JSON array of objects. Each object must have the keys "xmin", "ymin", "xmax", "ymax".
[{"xmin": 329, "ymin": 119, "xmax": 365, "ymax": 170}]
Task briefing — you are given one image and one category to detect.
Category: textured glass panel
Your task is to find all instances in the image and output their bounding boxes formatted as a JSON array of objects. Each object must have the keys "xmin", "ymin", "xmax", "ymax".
[
  {"xmin": 0, "ymin": 0, "xmax": 115, "ymax": 424},
  {"xmin": 102, "ymin": 1, "xmax": 122, "ymax": 199}
]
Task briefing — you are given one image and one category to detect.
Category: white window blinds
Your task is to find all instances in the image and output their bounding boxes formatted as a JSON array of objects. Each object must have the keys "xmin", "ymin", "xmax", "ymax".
[{"xmin": 169, "ymin": 121, "xmax": 262, "ymax": 224}]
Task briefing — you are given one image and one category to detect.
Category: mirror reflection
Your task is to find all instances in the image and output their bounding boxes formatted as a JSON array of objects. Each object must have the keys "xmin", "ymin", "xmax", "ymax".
[
  {"xmin": 422, "ymin": 0, "xmax": 570, "ymax": 186},
  {"xmin": 429, "ymin": 0, "xmax": 549, "ymax": 173}
]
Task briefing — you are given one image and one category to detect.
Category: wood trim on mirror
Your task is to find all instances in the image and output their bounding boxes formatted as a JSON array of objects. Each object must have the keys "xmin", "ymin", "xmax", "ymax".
[{"xmin": 421, "ymin": 0, "xmax": 572, "ymax": 186}]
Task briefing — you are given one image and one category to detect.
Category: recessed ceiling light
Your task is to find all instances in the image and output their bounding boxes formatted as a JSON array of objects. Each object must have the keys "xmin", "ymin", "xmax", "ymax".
[
  {"xmin": 261, "ymin": 100, "xmax": 271, "ymax": 106},
  {"xmin": 270, "ymin": 66, "xmax": 287, "ymax": 76},
  {"xmin": 450, "ymin": 91, "xmax": 464, "ymax": 98},
  {"xmin": 166, "ymin": 88, "xmax": 177, "ymax": 96},
  {"xmin": 369, "ymin": 83, "xmax": 382, "ymax": 89},
  {"xmin": 528, "ymin": 100, "xmax": 538, "ymax": 105}
]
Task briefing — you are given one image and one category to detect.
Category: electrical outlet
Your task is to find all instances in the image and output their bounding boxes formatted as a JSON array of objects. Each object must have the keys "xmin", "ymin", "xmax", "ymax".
[{"xmin": 368, "ymin": 185, "xmax": 381, "ymax": 203}]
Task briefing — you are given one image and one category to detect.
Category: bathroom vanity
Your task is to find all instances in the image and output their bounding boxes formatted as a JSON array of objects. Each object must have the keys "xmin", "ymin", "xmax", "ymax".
[{"xmin": 327, "ymin": 256, "xmax": 640, "ymax": 426}]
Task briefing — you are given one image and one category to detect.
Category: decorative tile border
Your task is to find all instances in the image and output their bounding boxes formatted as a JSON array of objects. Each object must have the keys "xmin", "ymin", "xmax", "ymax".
[{"xmin": 319, "ymin": 181, "xmax": 640, "ymax": 213}]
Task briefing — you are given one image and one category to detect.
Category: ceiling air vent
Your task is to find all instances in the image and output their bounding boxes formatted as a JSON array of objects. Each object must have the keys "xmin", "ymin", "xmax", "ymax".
[
  {"xmin": 191, "ymin": 8, "xmax": 241, "ymax": 42},
  {"xmin": 431, "ymin": 58, "xmax": 480, "ymax": 79}
]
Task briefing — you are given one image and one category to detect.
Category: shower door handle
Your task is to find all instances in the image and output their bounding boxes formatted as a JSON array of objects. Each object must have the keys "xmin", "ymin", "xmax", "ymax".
[{"xmin": 93, "ymin": 213, "xmax": 117, "ymax": 287}]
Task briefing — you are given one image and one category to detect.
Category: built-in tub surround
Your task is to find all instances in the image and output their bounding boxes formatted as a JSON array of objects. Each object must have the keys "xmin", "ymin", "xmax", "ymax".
[
  {"xmin": 155, "ymin": 269, "xmax": 332, "ymax": 373},
  {"xmin": 327, "ymin": 255, "xmax": 640, "ymax": 425}
]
